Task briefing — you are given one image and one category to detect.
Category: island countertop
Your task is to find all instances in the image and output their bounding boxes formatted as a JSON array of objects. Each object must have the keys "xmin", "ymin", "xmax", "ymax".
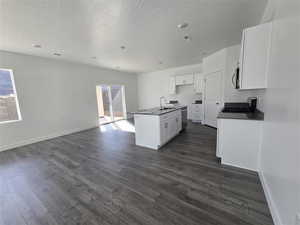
[{"xmin": 133, "ymin": 105, "xmax": 187, "ymax": 116}]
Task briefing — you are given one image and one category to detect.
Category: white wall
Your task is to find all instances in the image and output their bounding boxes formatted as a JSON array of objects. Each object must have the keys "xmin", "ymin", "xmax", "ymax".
[
  {"xmin": 259, "ymin": 0, "xmax": 300, "ymax": 225},
  {"xmin": 137, "ymin": 64, "xmax": 203, "ymax": 118},
  {"xmin": 0, "ymin": 51, "xmax": 138, "ymax": 151}
]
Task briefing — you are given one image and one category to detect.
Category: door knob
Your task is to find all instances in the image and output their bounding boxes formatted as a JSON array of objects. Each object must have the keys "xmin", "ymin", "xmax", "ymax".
[{"xmin": 216, "ymin": 102, "xmax": 220, "ymax": 105}]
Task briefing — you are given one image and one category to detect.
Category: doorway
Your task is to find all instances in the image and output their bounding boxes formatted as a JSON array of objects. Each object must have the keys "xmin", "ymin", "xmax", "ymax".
[
  {"xmin": 203, "ymin": 70, "xmax": 222, "ymax": 128},
  {"xmin": 96, "ymin": 85, "xmax": 127, "ymax": 125}
]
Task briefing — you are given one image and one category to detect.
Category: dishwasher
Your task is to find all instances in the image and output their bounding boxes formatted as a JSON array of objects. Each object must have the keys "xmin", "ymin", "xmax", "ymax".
[{"xmin": 181, "ymin": 106, "xmax": 188, "ymax": 130}]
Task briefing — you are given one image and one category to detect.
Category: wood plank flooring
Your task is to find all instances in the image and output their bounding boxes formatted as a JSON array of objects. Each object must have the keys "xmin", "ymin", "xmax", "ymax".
[{"xmin": 0, "ymin": 120, "xmax": 274, "ymax": 225}]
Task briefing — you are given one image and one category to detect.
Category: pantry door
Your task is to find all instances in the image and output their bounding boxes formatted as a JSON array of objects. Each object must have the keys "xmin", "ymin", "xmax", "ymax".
[{"xmin": 204, "ymin": 71, "xmax": 222, "ymax": 128}]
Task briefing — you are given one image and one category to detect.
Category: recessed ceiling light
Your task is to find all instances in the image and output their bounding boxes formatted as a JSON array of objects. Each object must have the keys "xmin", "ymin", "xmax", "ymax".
[
  {"xmin": 53, "ymin": 53, "xmax": 61, "ymax": 56},
  {"xmin": 177, "ymin": 23, "xmax": 189, "ymax": 29},
  {"xmin": 32, "ymin": 44, "xmax": 42, "ymax": 48},
  {"xmin": 184, "ymin": 35, "xmax": 191, "ymax": 41},
  {"xmin": 120, "ymin": 46, "xmax": 126, "ymax": 50}
]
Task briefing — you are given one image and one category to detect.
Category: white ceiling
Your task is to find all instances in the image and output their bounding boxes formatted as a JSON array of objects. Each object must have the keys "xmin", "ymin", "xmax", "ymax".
[{"xmin": 0, "ymin": 0, "xmax": 267, "ymax": 73}]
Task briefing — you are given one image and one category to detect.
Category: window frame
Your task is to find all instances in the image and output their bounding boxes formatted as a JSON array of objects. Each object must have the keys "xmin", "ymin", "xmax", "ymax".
[{"xmin": 0, "ymin": 68, "xmax": 22, "ymax": 124}]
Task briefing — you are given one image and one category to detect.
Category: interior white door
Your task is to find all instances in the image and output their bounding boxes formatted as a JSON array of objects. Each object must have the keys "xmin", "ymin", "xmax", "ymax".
[{"xmin": 204, "ymin": 71, "xmax": 222, "ymax": 128}]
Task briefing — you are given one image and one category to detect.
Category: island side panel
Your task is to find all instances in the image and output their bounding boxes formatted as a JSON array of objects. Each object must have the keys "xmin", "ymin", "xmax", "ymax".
[{"xmin": 134, "ymin": 114, "xmax": 161, "ymax": 150}]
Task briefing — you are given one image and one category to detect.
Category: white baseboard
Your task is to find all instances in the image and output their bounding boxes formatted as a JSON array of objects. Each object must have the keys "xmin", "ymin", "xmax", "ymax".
[
  {"xmin": 221, "ymin": 160, "xmax": 258, "ymax": 172},
  {"xmin": 0, "ymin": 126, "xmax": 98, "ymax": 152},
  {"xmin": 258, "ymin": 171, "xmax": 283, "ymax": 225}
]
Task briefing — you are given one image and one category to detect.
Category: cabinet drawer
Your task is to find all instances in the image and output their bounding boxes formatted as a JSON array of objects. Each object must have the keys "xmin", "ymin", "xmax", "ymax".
[
  {"xmin": 191, "ymin": 104, "xmax": 202, "ymax": 110},
  {"xmin": 191, "ymin": 111, "xmax": 203, "ymax": 120},
  {"xmin": 193, "ymin": 104, "xmax": 202, "ymax": 109},
  {"xmin": 193, "ymin": 109, "xmax": 202, "ymax": 114},
  {"xmin": 192, "ymin": 113, "xmax": 202, "ymax": 118},
  {"xmin": 191, "ymin": 105, "xmax": 203, "ymax": 113}
]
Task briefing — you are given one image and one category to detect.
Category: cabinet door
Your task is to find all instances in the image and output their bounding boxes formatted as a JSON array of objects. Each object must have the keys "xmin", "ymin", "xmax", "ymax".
[
  {"xmin": 175, "ymin": 74, "xmax": 194, "ymax": 85},
  {"xmin": 175, "ymin": 75, "xmax": 184, "ymax": 85},
  {"xmin": 184, "ymin": 74, "xmax": 194, "ymax": 84},
  {"xmin": 160, "ymin": 120, "xmax": 168, "ymax": 144},
  {"xmin": 168, "ymin": 116, "xmax": 177, "ymax": 139},
  {"xmin": 194, "ymin": 73, "xmax": 203, "ymax": 93},
  {"xmin": 240, "ymin": 22, "xmax": 272, "ymax": 89},
  {"xmin": 169, "ymin": 77, "xmax": 176, "ymax": 94}
]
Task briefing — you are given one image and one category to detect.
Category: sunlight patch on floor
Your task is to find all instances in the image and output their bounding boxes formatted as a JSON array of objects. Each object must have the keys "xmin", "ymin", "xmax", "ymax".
[
  {"xmin": 114, "ymin": 120, "xmax": 135, "ymax": 133},
  {"xmin": 99, "ymin": 120, "xmax": 135, "ymax": 133}
]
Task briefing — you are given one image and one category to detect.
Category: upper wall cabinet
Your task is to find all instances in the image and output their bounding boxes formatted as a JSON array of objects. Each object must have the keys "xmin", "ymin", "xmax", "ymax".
[
  {"xmin": 194, "ymin": 73, "xmax": 203, "ymax": 93},
  {"xmin": 175, "ymin": 74, "xmax": 194, "ymax": 86},
  {"xmin": 240, "ymin": 22, "xmax": 272, "ymax": 89},
  {"xmin": 169, "ymin": 76, "xmax": 176, "ymax": 94}
]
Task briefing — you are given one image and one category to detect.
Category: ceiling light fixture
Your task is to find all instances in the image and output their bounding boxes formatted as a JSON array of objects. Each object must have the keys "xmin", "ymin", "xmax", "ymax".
[
  {"xmin": 184, "ymin": 35, "xmax": 191, "ymax": 41},
  {"xmin": 53, "ymin": 53, "xmax": 61, "ymax": 56},
  {"xmin": 120, "ymin": 46, "xmax": 126, "ymax": 50},
  {"xmin": 177, "ymin": 23, "xmax": 189, "ymax": 29},
  {"xmin": 32, "ymin": 44, "xmax": 42, "ymax": 48}
]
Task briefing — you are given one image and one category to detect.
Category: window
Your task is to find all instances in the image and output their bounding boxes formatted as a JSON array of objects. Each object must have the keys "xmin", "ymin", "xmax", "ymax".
[{"xmin": 0, "ymin": 69, "xmax": 22, "ymax": 123}]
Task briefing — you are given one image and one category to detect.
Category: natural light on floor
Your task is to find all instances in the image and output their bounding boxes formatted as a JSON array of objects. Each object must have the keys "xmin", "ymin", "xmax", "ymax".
[{"xmin": 99, "ymin": 120, "xmax": 135, "ymax": 133}]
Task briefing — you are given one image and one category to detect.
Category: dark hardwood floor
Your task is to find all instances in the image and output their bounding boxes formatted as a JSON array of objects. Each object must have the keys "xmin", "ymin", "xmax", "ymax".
[{"xmin": 0, "ymin": 120, "xmax": 274, "ymax": 225}]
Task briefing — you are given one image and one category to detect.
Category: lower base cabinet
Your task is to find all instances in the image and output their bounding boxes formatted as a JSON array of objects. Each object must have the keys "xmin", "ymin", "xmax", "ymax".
[
  {"xmin": 189, "ymin": 104, "xmax": 203, "ymax": 123},
  {"xmin": 160, "ymin": 110, "xmax": 182, "ymax": 146},
  {"xmin": 217, "ymin": 118, "xmax": 263, "ymax": 171}
]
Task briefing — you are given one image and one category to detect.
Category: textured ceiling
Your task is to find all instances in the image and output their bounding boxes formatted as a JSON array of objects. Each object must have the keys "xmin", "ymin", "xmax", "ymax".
[{"xmin": 0, "ymin": 0, "xmax": 267, "ymax": 73}]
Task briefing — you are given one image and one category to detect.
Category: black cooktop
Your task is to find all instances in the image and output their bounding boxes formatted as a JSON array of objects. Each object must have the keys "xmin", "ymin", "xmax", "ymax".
[{"xmin": 222, "ymin": 102, "xmax": 251, "ymax": 113}]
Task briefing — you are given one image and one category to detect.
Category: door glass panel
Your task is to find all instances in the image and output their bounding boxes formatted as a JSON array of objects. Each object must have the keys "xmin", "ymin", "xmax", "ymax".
[
  {"xmin": 97, "ymin": 85, "xmax": 112, "ymax": 124},
  {"xmin": 110, "ymin": 85, "xmax": 125, "ymax": 121},
  {"xmin": 96, "ymin": 85, "xmax": 126, "ymax": 125}
]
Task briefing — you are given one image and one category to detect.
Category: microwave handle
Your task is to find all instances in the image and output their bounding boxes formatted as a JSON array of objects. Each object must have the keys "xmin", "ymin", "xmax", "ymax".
[{"xmin": 232, "ymin": 72, "xmax": 237, "ymax": 88}]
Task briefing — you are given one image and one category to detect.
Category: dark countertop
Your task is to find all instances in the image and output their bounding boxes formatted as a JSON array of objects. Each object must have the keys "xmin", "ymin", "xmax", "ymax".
[
  {"xmin": 217, "ymin": 110, "xmax": 264, "ymax": 121},
  {"xmin": 133, "ymin": 105, "xmax": 187, "ymax": 116}
]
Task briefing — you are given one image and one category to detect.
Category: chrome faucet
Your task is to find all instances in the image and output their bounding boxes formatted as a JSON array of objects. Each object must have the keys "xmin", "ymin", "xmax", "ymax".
[{"xmin": 160, "ymin": 96, "xmax": 166, "ymax": 109}]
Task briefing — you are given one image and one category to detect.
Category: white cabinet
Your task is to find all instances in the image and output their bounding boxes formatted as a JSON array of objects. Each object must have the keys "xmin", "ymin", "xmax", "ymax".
[
  {"xmin": 169, "ymin": 76, "xmax": 176, "ymax": 94},
  {"xmin": 194, "ymin": 73, "xmax": 203, "ymax": 93},
  {"xmin": 190, "ymin": 104, "xmax": 203, "ymax": 123},
  {"xmin": 134, "ymin": 109, "xmax": 182, "ymax": 150},
  {"xmin": 217, "ymin": 118, "xmax": 263, "ymax": 171},
  {"xmin": 240, "ymin": 22, "xmax": 272, "ymax": 89},
  {"xmin": 175, "ymin": 74, "xmax": 194, "ymax": 85},
  {"xmin": 160, "ymin": 110, "xmax": 182, "ymax": 145}
]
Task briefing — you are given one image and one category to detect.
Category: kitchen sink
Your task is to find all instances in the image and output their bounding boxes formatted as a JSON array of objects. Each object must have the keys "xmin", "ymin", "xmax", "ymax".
[{"xmin": 160, "ymin": 107, "xmax": 175, "ymax": 110}]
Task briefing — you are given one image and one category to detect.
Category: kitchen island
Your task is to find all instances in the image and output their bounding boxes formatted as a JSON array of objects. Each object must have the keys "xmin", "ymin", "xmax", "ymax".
[{"xmin": 133, "ymin": 106, "xmax": 186, "ymax": 150}]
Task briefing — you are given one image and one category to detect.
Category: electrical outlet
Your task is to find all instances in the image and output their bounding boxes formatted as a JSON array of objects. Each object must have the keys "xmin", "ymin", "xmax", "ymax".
[{"xmin": 296, "ymin": 213, "xmax": 300, "ymax": 225}]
